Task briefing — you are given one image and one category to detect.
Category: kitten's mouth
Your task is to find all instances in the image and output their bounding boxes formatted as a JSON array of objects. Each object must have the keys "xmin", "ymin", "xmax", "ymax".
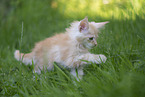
[
  {"xmin": 85, "ymin": 44, "xmax": 96, "ymax": 49},
  {"xmin": 92, "ymin": 44, "xmax": 97, "ymax": 48}
]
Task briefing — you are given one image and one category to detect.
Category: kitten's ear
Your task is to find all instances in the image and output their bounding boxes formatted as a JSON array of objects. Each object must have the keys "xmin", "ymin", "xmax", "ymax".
[
  {"xmin": 91, "ymin": 21, "xmax": 109, "ymax": 29},
  {"xmin": 79, "ymin": 17, "xmax": 89, "ymax": 33}
]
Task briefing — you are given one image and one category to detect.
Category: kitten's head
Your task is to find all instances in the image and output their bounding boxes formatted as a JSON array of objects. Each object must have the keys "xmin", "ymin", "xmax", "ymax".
[{"xmin": 75, "ymin": 17, "xmax": 109, "ymax": 49}]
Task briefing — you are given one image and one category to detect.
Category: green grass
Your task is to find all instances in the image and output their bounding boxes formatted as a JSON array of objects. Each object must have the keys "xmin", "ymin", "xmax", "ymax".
[{"xmin": 0, "ymin": 0, "xmax": 145, "ymax": 97}]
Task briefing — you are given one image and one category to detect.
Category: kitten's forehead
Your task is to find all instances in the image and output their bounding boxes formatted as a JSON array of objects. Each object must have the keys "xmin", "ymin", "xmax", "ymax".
[
  {"xmin": 84, "ymin": 34, "xmax": 95, "ymax": 38},
  {"xmin": 89, "ymin": 23, "xmax": 98, "ymax": 33}
]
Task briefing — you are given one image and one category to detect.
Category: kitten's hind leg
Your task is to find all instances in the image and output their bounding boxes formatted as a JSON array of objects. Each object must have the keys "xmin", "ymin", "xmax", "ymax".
[
  {"xmin": 14, "ymin": 50, "xmax": 34, "ymax": 65},
  {"xmin": 33, "ymin": 62, "xmax": 54, "ymax": 74},
  {"xmin": 33, "ymin": 66, "xmax": 42, "ymax": 74},
  {"xmin": 47, "ymin": 63, "xmax": 54, "ymax": 71}
]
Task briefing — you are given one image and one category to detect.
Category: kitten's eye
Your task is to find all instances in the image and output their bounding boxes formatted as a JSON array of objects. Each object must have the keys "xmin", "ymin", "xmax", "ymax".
[{"xmin": 89, "ymin": 37, "xmax": 94, "ymax": 40}]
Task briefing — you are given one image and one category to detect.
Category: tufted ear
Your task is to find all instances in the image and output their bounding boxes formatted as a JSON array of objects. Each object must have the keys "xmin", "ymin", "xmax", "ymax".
[
  {"xmin": 91, "ymin": 21, "xmax": 109, "ymax": 29},
  {"xmin": 79, "ymin": 17, "xmax": 89, "ymax": 33}
]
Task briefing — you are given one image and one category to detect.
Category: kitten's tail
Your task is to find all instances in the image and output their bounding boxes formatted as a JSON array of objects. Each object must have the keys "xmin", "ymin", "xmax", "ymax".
[{"xmin": 14, "ymin": 50, "xmax": 33, "ymax": 65}]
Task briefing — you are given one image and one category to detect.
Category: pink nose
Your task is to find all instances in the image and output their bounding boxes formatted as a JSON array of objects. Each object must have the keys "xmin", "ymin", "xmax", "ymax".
[{"xmin": 93, "ymin": 39, "xmax": 97, "ymax": 46}]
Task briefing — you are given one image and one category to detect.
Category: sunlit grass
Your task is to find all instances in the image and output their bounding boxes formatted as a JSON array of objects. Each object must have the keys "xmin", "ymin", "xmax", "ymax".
[{"xmin": 54, "ymin": 0, "xmax": 145, "ymax": 20}]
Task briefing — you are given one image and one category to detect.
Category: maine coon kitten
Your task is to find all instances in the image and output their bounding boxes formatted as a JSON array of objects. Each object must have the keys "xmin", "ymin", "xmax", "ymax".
[{"xmin": 14, "ymin": 17, "xmax": 108, "ymax": 81}]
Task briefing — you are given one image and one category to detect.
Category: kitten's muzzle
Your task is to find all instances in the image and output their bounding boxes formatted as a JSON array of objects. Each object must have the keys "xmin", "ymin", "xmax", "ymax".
[{"xmin": 93, "ymin": 38, "xmax": 97, "ymax": 46}]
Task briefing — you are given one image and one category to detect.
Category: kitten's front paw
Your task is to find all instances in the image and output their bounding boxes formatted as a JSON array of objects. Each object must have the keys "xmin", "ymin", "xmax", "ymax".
[{"xmin": 95, "ymin": 54, "xmax": 107, "ymax": 64}]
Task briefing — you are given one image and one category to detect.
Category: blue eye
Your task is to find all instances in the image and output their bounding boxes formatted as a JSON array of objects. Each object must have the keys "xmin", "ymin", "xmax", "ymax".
[{"xmin": 89, "ymin": 37, "xmax": 94, "ymax": 40}]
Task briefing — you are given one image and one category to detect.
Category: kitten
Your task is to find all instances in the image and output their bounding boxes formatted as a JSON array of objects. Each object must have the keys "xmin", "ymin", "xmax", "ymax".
[{"xmin": 14, "ymin": 17, "xmax": 108, "ymax": 81}]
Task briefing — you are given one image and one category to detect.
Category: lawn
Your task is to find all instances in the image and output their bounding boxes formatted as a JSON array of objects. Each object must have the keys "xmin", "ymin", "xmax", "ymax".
[{"xmin": 0, "ymin": 0, "xmax": 145, "ymax": 97}]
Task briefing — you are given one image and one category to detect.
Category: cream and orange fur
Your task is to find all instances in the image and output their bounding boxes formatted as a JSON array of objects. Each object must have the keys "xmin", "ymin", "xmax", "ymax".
[{"xmin": 14, "ymin": 17, "xmax": 108, "ymax": 80}]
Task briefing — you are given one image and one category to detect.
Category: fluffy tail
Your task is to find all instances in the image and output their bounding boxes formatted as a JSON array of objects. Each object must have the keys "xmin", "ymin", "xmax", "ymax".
[{"xmin": 14, "ymin": 50, "xmax": 33, "ymax": 65}]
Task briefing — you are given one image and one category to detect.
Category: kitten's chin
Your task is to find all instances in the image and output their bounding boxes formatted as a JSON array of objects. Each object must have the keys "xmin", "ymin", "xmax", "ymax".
[{"xmin": 84, "ymin": 45, "xmax": 96, "ymax": 50}]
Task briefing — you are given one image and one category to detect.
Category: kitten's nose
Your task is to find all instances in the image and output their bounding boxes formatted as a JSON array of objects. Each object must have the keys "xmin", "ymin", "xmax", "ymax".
[{"xmin": 93, "ymin": 39, "xmax": 97, "ymax": 46}]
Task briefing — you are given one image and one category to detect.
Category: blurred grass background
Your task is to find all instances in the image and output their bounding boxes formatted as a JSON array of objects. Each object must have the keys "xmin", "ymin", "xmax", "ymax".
[{"xmin": 0, "ymin": 0, "xmax": 145, "ymax": 97}]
